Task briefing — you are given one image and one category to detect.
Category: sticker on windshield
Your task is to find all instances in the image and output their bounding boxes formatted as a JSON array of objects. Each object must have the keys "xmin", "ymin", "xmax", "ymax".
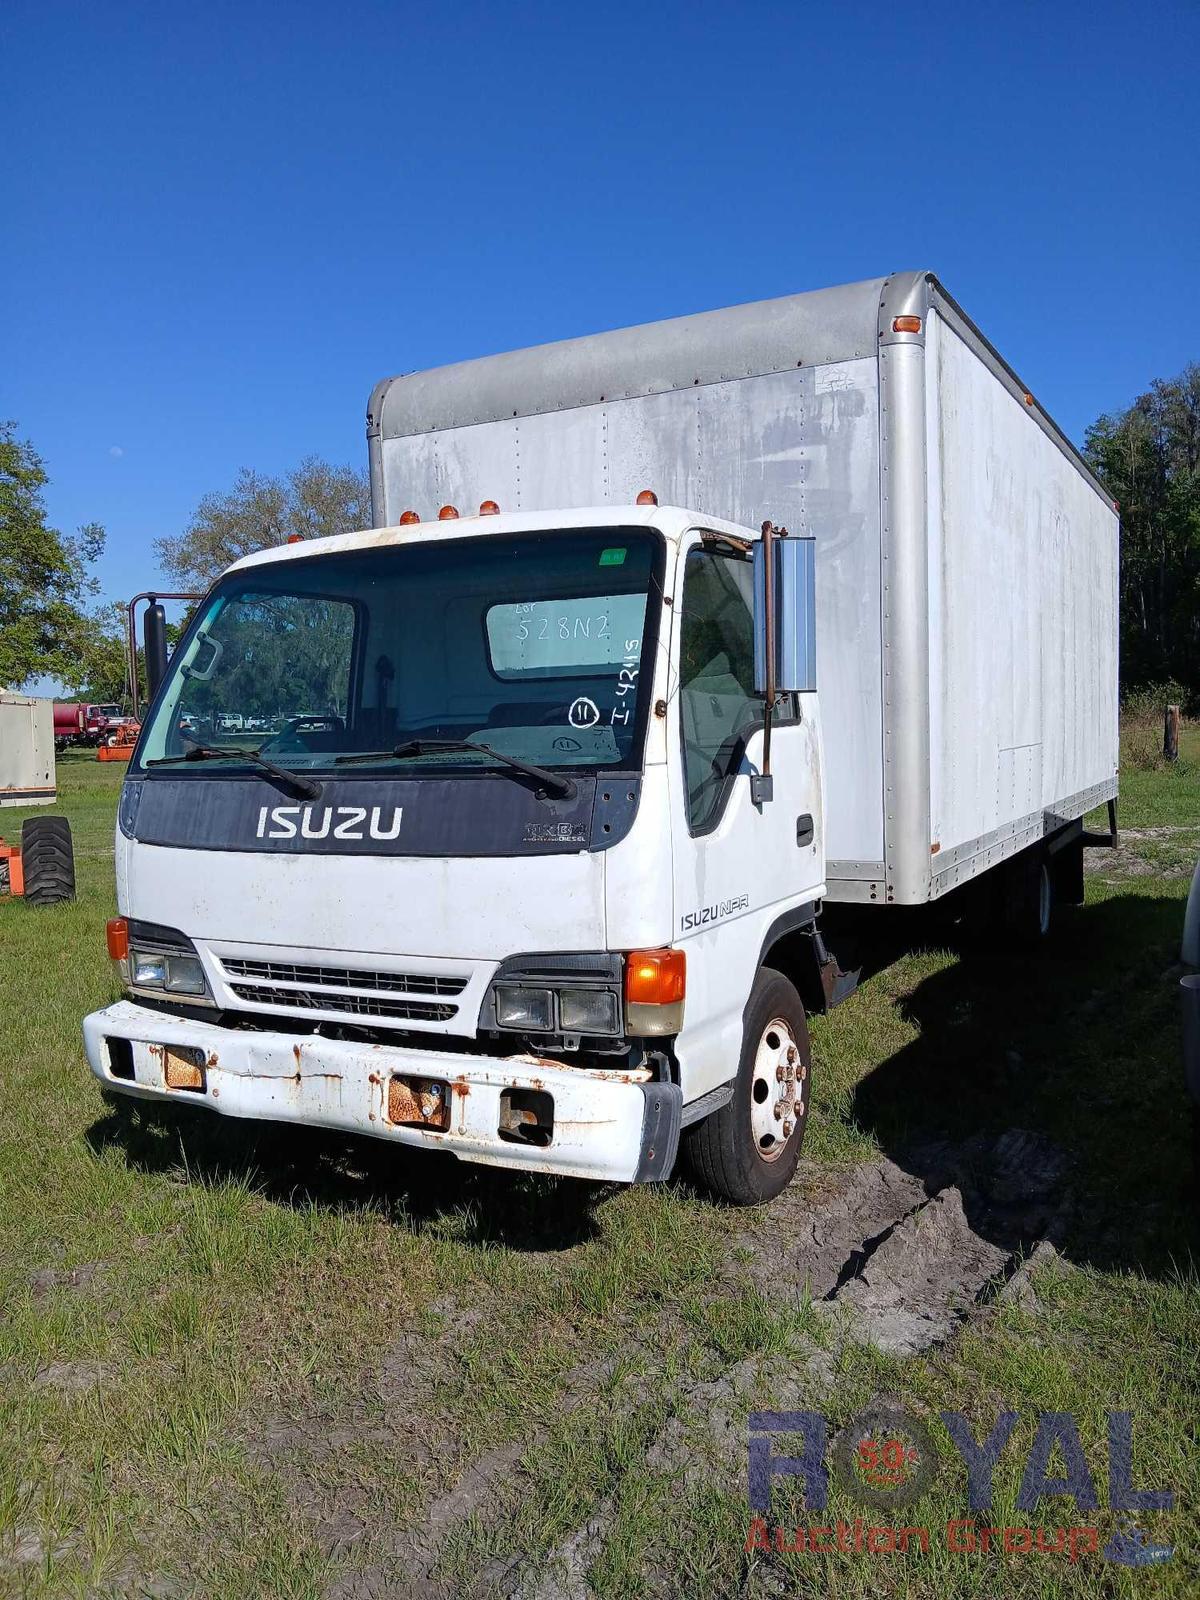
[
  {"xmin": 486, "ymin": 594, "xmax": 647, "ymax": 678},
  {"xmin": 598, "ymin": 547, "xmax": 627, "ymax": 567},
  {"xmin": 568, "ymin": 696, "xmax": 601, "ymax": 729}
]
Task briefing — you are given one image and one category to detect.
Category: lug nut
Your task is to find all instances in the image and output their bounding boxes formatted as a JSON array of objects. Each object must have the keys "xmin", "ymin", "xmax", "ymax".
[
  {"xmin": 775, "ymin": 1064, "xmax": 785, "ymax": 1081},
  {"xmin": 782, "ymin": 1120, "xmax": 794, "ymax": 1137},
  {"xmin": 773, "ymin": 1103, "xmax": 785, "ymax": 1120},
  {"xmin": 787, "ymin": 1046, "xmax": 798, "ymax": 1065},
  {"xmin": 794, "ymin": 1099, "xmax": 804, "ymax": 1116}
]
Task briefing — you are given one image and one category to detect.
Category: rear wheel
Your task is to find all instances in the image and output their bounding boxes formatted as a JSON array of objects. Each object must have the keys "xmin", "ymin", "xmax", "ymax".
[
  {"xmin": 683, "ymin": 968, "xmax": 810, "ymax": 1205},
  {"xmin": 21, "ymin": 815, "xmax": 75, "ymax": 906},
  {"xmin": 1003, "ymin": 847, "xmax": 1052, "ymax": 942}
]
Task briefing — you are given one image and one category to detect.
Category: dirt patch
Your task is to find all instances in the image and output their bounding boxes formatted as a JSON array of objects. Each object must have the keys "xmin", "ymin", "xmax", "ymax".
[
  {"xmin": 32, "ymin": 1359, "xmax": 114, "ymax": 1392},
  {"xmin": 747, "ymin": 1129, "xmax": 1070, "ymax": 1358},
  {"xmin": 1086, "ymin": 822, "xmax": 1200, "ymax": 881},
  {"xmin": 29, "ymin": 1259, "xmax": 108, "ymax": 1296},
  {"xmin": 0, "ymin": 1526, "xmax": 74, "ymax": 1569}
]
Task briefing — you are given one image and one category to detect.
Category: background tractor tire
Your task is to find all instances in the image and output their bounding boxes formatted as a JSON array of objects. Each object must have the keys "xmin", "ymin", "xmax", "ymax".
[{"xmin": 20, "ymin": 815, "xmax": 76, "ymax": 906}]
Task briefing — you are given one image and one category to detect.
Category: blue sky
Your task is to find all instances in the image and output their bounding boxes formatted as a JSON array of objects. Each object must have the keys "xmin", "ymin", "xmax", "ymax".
[{"xmin": 4, "ymin": 0, "xmax": 1198, "ymax": 618}]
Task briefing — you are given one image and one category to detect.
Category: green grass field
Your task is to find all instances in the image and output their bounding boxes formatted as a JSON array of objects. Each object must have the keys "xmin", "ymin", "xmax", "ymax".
[{"xmin": 1, "ymin": 740, "xmax": 1198, "ymax": 1599}]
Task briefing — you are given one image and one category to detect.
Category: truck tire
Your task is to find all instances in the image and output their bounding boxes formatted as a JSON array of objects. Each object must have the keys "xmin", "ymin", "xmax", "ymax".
[
  {"xmin": 21, "ymin": 816, "xmax": 76, "ymax": 906},
  {"xmin": 682, "ymin": 967, "xmax": 810, "ymax": 1205},
  {"xmin": 1003, "ymin": 846, "xmax": 1052, "ymax": 941}
]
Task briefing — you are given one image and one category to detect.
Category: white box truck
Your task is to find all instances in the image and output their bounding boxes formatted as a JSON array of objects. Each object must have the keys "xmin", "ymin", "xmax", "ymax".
[{"xmin": 83, "ymin": 272, "xmax": 1119, "ymax": 1202}]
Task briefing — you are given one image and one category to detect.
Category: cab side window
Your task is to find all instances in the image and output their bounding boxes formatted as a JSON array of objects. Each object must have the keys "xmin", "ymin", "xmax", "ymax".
[{"xmin": 679, "ymin": 547, "xmax": 759, "ymax": 832}]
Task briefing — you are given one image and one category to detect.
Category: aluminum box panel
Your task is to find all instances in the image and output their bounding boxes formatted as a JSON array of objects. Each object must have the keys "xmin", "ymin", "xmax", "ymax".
[{"xmin": 378, "ymin": 358, "xmax": 886, "ymax": 868}]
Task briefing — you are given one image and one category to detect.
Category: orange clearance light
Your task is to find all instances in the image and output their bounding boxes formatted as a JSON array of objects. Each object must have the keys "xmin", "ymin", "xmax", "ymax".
[
  {"xmin": 479, "ymin": 500, "xmax": 500, "ymax": 515},
  {"xmin": 626, "ymin": 948, "xmax": 686, "ymax": 1005},
  {"xmin": 398, "ymin": 509, "xmax": 421, "ymax": 526},
  {"xmin": 287, "ymin": 533, "xmax": 303, "ymax": 544},
  {"xmin": 106, "ymin": 917, "xmax": 129, "ymax": 960},
  {"xmin": 625, "ymin": 947, "xmax": 686, "ymax": 1036},
  {"xmin": 1023, "ymin": 392, "xmax": 1034, "ymax": 406},
  {"xmin": 438, "ymin": 505, "xmax": 459, "ymax": 520},
  {"xmin": 636, "ymin": 489, "xmax": 658, "ymax": 506},
  {"xmin": 892, "ymin": 315, "xmax": 922, "ymax": 334}
]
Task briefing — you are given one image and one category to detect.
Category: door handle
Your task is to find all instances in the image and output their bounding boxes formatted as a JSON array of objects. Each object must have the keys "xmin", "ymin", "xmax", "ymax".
[{"xmin": 796, "ymin": 813, "xmax": 814, "ymax": 847}]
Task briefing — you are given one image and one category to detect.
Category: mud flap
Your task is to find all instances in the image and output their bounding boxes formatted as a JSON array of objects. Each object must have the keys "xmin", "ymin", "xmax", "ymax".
[{"xmin": 634, "ymin": 1081, "xmax": 683, "ymax": 1182}]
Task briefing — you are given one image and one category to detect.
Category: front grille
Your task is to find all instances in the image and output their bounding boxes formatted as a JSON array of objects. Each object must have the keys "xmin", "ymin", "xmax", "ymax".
[
  {"xmin": 221, "ymin": 958, "xmax": 467, "ymax": 997},
  {"xmin": 227, "ymin": 982, "xmax": 457, "ymax": 1022}
]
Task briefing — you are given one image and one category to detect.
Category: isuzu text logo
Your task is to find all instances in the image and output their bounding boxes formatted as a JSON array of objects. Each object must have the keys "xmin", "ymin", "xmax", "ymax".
[
  {"xmin": 681, "ymin": 893, "xmax": 750, "ymax": 932},
  {"xmin": 255, "ymin": 804, "xmax": 403, "ymax": 841}
]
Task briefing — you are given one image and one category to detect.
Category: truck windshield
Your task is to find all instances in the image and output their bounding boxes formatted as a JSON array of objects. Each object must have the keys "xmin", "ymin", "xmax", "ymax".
[{"xmin": 135, "ymin": 528, "xmax": 663, "ymax": 776}]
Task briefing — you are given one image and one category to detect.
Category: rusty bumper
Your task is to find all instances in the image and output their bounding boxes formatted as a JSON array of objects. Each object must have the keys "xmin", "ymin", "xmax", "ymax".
[{"xmin": 82, "ymin": 1000, "xmax": 680, "ymax": 1183}]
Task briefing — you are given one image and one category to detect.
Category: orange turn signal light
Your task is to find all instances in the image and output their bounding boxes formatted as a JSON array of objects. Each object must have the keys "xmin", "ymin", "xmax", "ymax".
[
  {"xmin": 892, "ymin": 315, "xmax": 921, "ymax": 334},
  {"xmin": 398, "ymin": 510, "xmax": 421, "ymax": 526},
  {"xmin": 287, "ymin": 533, "xmax": 303, "ymax": 544},
  {"xmin": 636, "ymin": 489, "xmax": 658, "ymax": 506},
  {"xmin": 106, "ymin": 917, "xmax": 129, "ymax": 960},
  {"xmin": 479, "ymin": 500, "xmax": 500, "ymax": 515},
  {"xmin": 625, "ymin": 948, "xmax": 686, "ymax": 1005},
  {"xmin": 438, "ymin": 505, "xmax": 459, "ymax": 520}
]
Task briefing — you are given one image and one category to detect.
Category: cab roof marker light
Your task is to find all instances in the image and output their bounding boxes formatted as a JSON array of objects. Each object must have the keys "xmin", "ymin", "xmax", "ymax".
[
  {"xmin": 479, "ymin": 500, "xmax": 500, "ymax": 515},
  {"xmin": 398, "ymin": 510, "xmax": 421, "ymax": 525},
  {"xmin": 636, "ymin": 489, "xmax": 658, "ymax": 506},
  {"xmin": 438, "ymin": 505, "xmax": 459, "ymax": 520}
]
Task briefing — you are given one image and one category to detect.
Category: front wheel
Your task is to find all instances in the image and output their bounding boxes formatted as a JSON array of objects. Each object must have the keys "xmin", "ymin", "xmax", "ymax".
[{"xmin": 682, "ymin": 968, "xmax": 811, "ymax": 1205}]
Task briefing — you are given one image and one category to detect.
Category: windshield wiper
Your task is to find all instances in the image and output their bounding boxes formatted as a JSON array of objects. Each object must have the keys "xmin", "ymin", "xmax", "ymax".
[
  {"xmin": 147, "ymin": 743, "xmax": 322, "ymax": 799},
  {"xmin": 336, "ymin": 738, "xmax": 576, "ymax": 800}
]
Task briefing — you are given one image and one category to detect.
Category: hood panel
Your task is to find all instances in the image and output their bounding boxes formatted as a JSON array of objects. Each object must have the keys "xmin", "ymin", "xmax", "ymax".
[
  {"xmin": 124, "ymin": 839, "xmax": 606, "ymax": 960},
  {"xmin": 125, "ymin": 772, "xmax": 643, "ymax": 857}
]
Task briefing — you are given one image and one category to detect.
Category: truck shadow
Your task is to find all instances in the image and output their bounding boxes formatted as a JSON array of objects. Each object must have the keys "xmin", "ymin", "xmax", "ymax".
[
  {"xmin": 835, "ymin": 889, "xmax": 1197, "ymax": 1279},
  {"xmin": 85, "ymin": 1098, "xmax": 611, "ymax": 1251}
]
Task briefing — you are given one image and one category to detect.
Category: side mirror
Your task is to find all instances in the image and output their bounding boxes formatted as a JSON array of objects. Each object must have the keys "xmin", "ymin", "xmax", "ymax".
[
  {"xmin": 753, "ymin": 531, "xmax": 816, "ymax": 695},
  {"xmin": 143, "ymin": 602, "xmax": 169, "ymax": 700},
  {"xmin": 749, "ymin": 527, "xmax": 815, "ymax": 805}
]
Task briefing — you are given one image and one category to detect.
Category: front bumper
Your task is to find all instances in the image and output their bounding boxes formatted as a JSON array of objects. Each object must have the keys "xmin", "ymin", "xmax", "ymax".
[{"xmin": 82, "ymin": 1001, "xmax": 681, "ymax": 1183}]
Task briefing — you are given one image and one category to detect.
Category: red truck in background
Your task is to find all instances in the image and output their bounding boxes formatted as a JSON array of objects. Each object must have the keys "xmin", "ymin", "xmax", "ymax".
[{"xmin": 53, "ymin": 702, "xmax": 140, "ymax": 750}]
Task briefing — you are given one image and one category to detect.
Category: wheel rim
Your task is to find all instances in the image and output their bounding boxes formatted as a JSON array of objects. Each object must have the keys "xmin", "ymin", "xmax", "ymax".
[
  {"xmin": 1038, "ymin": 862, "xmax": 1052, "ymax": 935},
  {"xmin": 749, "ymin": 1016, "xmax": 806, "ymax": 1162}
]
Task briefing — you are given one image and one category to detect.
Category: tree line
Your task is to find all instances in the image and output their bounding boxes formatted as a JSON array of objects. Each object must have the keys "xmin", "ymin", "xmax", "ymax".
[
  {"xmin": 2, "ymin": 363, "xmax": 1197, "ymax": 706},
  {"xmin": 1083, "ymin": 364, "xmax": 1199, "ymax": 705},
  {"xmin": 0, "ymin": 423, "xmax": 367, "ymax": 702}
]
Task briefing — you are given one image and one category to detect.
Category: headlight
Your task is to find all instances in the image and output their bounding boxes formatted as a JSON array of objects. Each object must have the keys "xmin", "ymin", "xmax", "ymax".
[
  {"xmin": 558, "ymin": 989, "xmax": 620, "ymax": 1033},
  {"xmin": 164, "ymin": 955, "xmax": 207, "ymax": 996},
  {"xmin": 132, "ymin": 951, "xmax": 168, "ymax": 986},
  {"xmin": 495, "ymin": 986, "xmax": 554, "ymax": 1031},
  {"xmin": 129, "ymin": 947, "xmax": 210, "ymax": 999}
]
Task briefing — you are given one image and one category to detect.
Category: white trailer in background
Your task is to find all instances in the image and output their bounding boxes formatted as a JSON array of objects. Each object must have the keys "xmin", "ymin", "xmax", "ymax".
[
  {"xmin": 1, "ymin": 693, "xmax": 56, "ymax": 808},
  {"xmin": 84, "ymin": 272, "xmax": 1119, "ymax": 1202},
  {"xmin": 0, "ymin": 694, "xmax": 75, "ymax": 904}
]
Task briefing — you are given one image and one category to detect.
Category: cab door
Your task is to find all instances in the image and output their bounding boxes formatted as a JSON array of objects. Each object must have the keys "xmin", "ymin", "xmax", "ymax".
[{"xmin": 668, "ymin": 532, "xmax": 825, "ymax": 1099}]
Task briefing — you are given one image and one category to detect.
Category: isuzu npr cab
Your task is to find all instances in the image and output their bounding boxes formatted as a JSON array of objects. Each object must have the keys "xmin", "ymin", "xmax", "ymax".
[{"xmin": 83, "ymin": 272, "xmax": 1119, "ymax": 1204}]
